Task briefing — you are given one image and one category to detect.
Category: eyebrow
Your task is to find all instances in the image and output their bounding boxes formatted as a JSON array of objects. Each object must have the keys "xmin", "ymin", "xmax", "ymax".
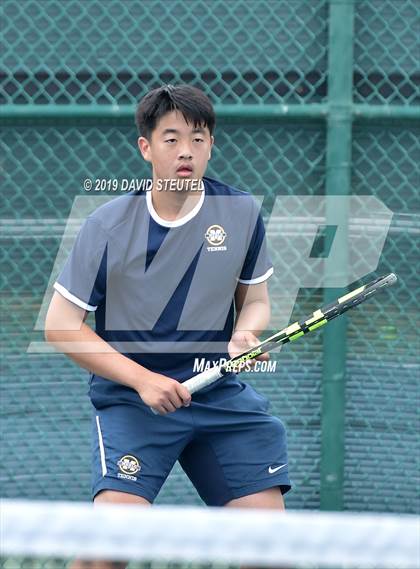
[{"xmin": 161, "ymin": 127, "xmax": 206, "ymax": 136}]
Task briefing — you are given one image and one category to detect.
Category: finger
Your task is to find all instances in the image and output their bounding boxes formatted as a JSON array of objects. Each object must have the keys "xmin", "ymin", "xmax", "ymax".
[
  {"xmin": 256, "ymin": 352, "xmax": 269, "ymax": 361},
  {"xmin": 228, "ymin": 344, "xmax": 243, "ymax": 359},
  {"xmin": 242, "ymin": 332, "xmax": 260, "ymax": 347},
  {"xmin": 167, "ymin": 390, "xmax": 185, "ymax": 410},
  {"xmin": 159, "ymin": 401, "xmax": 176, "ymax": 414},
  {"xmin": 151, "ymin": 401, "xmax": 176, "ymax": 415},
  {"xmin": 176, "ymin": 383, "xmax": 192, "ymax": 406},
  {"xmin": 166, "ymin": 396, "xmax": 179, "ymax": 412}
]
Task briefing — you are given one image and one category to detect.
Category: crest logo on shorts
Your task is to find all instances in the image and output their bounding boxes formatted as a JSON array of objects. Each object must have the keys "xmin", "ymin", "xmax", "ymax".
[
  {"xmin": 117, "ymin": 455, "xmax": 141, "ymax": 481},
  {"xmin": 205, "ymin": 225, "xmax": 227, "ymax": 251}
]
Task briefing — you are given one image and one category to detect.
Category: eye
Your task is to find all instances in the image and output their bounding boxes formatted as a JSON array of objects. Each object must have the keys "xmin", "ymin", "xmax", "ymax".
[
  {"xmin": 165, "ymin": 139, "xmax": 176, "ymax": 144},
  {"xmin": 194, "ymin": 138, "xmax": 204, "ymax": 143}
]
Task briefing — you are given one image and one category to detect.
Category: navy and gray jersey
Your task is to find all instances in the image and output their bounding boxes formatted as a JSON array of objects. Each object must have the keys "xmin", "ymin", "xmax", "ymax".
[{"xmin": 54, "ymin": 176, "xmax": 273, "ymax": 391}]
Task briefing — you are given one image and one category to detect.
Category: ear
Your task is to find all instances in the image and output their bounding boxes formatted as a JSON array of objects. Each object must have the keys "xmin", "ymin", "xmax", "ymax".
[
  {"xmin": 138, "ymin": 137, "xmax": 152, "ymax": 162},
  {"xmin": 208, "ymin": 135, "xmax": 215, "ymax": 160}
]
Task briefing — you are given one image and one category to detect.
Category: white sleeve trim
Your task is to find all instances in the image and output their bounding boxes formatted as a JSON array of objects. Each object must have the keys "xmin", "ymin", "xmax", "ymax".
[
  {"xmin": 53, "ymin": 282, "xmax": 98, "ymax": 312},
  {"xmin": 238, "ymin": 266, "xmax": 274, "ymax": 285}
]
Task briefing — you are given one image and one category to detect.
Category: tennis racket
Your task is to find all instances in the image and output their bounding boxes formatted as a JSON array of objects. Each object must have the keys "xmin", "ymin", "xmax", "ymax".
[{"xmin": 183, "ymin": 273, "xmax": 397, "ymax": 395}]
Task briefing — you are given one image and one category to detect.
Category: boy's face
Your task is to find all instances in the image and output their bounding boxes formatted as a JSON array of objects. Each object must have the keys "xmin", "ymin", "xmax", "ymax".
[{"xmin": 138, "ymin": 110, "xmax": 214, "ymax": 185}]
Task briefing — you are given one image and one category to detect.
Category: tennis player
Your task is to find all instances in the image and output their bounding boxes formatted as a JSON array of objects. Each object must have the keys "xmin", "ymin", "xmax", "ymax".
[{"xmin": 45, "ymin": 84, "xmax": 291, "ymax": 569}]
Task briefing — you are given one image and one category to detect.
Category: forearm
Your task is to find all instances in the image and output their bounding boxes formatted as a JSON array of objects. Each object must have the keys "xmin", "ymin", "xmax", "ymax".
[
  {"xmin": 234, "ymin": 299, "xmax": 270, "ymax": 336},
  {"xmin": 44, "ymin": 292, "xmax": 190, "ymax": 414},
  {"xmin": 45, "ymin": 323, "xmax": 156, "ymax": 391}
]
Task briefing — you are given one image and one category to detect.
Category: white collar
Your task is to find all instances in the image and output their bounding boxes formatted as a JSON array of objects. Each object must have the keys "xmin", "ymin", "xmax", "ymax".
[{"xmin": 146, "ymin": 187, "xmax": 205, "ymax": 228}]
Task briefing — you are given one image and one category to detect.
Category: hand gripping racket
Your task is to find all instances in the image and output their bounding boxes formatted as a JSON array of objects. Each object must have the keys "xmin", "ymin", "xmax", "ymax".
[{"xmin": 183, "ymin": 273, "xmax": 397, "ymax": 395}]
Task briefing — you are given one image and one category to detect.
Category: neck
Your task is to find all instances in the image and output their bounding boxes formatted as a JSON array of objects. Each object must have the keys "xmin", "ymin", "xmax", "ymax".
[{"xmin": 150, "ymin": 178, "xmax": 204, "ymax": 222}]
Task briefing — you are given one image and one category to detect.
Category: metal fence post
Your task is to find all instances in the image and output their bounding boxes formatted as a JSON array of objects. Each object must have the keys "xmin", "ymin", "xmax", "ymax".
[{"xmin": 320, "ymin": 0, "xmax": 355, "ymax": 511}]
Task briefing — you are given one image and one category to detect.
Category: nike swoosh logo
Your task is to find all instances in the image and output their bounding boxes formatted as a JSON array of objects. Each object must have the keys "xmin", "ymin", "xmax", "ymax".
[{"xmin": 268, "ymin": 464, "xmax": 287, "ymax": 474}]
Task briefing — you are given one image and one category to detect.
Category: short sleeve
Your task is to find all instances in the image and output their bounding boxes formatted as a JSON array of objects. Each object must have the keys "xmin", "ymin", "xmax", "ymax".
[
  {"xmin": 54, "ymin": 217, "xmax": 108, "ymax": 311},
  {"xmin": 238, "ymin": 211, "xmax": 273, "ymax": 284}
]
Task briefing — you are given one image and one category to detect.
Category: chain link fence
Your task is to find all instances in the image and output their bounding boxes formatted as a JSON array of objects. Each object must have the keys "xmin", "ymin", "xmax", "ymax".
[
  {"xmin": 1, "ymin": 0, "xmax": 328, "ymax": 105},
  {"xmin": 1, "ymin": 0, "xmax": 419, "ymax": 523}
]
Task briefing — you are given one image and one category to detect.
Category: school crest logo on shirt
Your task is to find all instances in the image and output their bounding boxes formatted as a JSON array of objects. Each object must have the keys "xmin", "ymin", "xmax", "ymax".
[
  {"xmin": 117, "ymin": 454, "xmax": 141, "ymax": 481},
  {"xmin": 205, "ymin": 225, "xmax": 227, "ymax": 251}
]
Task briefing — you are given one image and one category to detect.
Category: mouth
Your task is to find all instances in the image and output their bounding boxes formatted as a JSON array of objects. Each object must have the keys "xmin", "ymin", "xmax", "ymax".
[{"xmin": 176, "ymin": 164, "xmax": 193, "ymax": 177}]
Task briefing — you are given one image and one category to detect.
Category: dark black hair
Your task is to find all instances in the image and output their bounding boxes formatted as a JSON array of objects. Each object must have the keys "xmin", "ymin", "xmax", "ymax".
[{"xmin": 135, "ymin": 84, "xmax": 215, "ymax": 139}]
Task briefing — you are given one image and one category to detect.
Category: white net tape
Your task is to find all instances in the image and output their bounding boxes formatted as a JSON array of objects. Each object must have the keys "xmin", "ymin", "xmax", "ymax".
[{"xmin": 1, "ymin": 500, "xmax": 419, "ymax": 568}]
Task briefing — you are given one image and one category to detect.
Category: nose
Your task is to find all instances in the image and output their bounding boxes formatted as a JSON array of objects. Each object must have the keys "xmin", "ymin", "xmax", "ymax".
[{"xmin": 178, "ymin": 144, "xmax": 193, "ymax": 160}]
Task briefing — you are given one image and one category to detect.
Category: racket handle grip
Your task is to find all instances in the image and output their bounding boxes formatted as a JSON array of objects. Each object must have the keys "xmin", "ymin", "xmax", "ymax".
[
  {"xmin": 183, "ymin": 366, "xmax": 224, "ymax": 394},
  {"xmin": 150, "ymin": 366, "xmax": 224, "ymax": 414}
]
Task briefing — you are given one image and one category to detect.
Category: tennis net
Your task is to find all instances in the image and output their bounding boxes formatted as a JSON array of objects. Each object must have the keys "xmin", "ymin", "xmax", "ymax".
[{"xmin": 1, "ymin": 500, "xmax": 419, "ymax": 569}]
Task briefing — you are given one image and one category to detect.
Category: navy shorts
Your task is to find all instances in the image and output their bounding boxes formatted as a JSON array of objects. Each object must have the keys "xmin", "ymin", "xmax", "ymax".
[{"xmin": 90, "ymin": 377, "xmax": 291, "ymax": 506}]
